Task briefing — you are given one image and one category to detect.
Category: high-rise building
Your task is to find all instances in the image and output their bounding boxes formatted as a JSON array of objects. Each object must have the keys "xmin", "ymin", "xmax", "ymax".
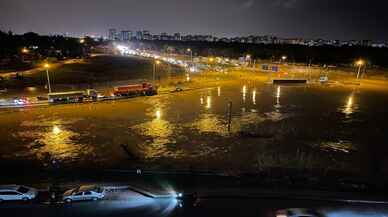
[
  {"xmin": 173, "ymin": 33, "xmax": 181, "ymax": 41},
  {"xmin": 108, "ymin": 28, "xmax": 117, "ymax": 41},
  {"xmin": 120, "ymin": 30, "xmax": 132, "ymax": 41},
  {"xmin": 135, "ymin": 31, "xmax": 143, "ymax": 40}
]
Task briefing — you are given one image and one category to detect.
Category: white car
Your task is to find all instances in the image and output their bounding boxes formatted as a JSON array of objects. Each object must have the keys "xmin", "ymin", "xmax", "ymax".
[
  {"xmin": 0, "ymin": 185, "xmax": 38, "ymax": 202},
  {"xmin": 63, "ymin": 185, "xmax": 105, "ymax": 203},
  {"xmin": 276, "ymin": 208, "xmax": 322, "ymax": 217}
]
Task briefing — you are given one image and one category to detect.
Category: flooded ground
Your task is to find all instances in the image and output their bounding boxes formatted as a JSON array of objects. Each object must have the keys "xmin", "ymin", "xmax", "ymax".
[{"xmin": 1, "ymin": 81, "xmax": 388, "ymax": 176}]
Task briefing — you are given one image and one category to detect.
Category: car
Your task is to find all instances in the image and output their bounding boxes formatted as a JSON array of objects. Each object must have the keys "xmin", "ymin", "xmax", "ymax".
[
  {"xmin": 62, "ymin": 185, "xmax": 105, "ymax": 203},
  {"xmin": 276, "ymin": 208, "xmax": 322, "ymax": 217},
  {"xmin": 0, "ymin": 185, "xmax": 38, "ymax": 202},
  {"xmin": 13, "ymin": 97, "xmax": 29, "ymax": 105}
]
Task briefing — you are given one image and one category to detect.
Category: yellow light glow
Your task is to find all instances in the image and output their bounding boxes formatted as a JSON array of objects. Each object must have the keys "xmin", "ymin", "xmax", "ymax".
[
  {"xmin": 44, "ymin": 63, "xmax": 50, "ymax": 68},
  {"xmin": 246, "ymin": 54, "xmax": 251, "ymax": 59},
  {"xmin": 155, "ymin": 110, "xmax": 161, "ymax": 119},
  {"xmin": 343, "ymin": 94, "xmax": 355, "ymax": 115},
  {"xmin": 206, "ymin": 96, "xmax": 211, "ymax": 109},
  {"xmin": 347, "ymin": 96, "xmax": 353, "ymax": 107},
  {"xmin": 200, "ymin": 96, "xmax": 204, "ymax": 105},
  {"xmin": 22, "ymin": 48, "xmax": 29, "ymax": 53},
  {"xmin": 242, "ymin": 85, "xmax": 247, "ymax": 103},
  {"xmin": 187, "ymin": 48, "xmax": 191, "ymax": 52},
  {"xmin": 282, "ymin": 56, "xmax": 287, "ymax": 60},
  {"xmin": 52, "ymin": 125, "xmax": 61, "ymax": 135},
  {"xmin": 155, "ymin": 60, "xmax": 161, "ymax": 65},
  {"xmin": 252, "ymin": 90, "xmax": 256, "ymax": 105},
  {"xmin": 356, "ymin": 60, "xmax": 364, "ymax": 66},
  {"xmin": 80, "ymin": 38, "xmax": 85, "ymax": 43},
  {"xmin": 209, "ymin": 57, "xmax": 214, "ymax": 62},
  {"xmin": 217, "ymin": 86, "xmax": 221, "ymax": 97}
]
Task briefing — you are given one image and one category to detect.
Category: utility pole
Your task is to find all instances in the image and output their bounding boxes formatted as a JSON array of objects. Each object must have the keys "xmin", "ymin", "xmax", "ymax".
[
  {"xmin": 44, "ymin": 63, "xmax": 52, "ymax": 93},
  {"xmin": 356, "ymin": 59, "xmax": 364, "ymax": 80}
]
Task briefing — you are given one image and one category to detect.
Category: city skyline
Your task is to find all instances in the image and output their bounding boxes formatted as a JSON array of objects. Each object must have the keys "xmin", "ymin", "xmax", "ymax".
[{"xmin": 1, "ymin": 0, "xmax": 388, "ymax": 41}]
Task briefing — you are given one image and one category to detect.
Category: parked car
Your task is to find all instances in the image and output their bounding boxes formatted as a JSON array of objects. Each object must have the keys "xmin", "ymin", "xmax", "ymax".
[
  {"xmin": 276, "ymin": 208, "xmax": 322, "ymax": 217},
  {"xmin": 0, "ymin": 185, "xmax": 38, "ymax": 202},
  {"xmin": 62, "ymin": 185, "xmax": 105, "ymax": 203}
]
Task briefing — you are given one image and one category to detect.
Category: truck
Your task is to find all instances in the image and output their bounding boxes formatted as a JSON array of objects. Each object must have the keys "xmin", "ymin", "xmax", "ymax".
[
  {"xmin": 85, "ymin": 89, "xmax": 98, "ymax": 101},
  {"xmin": 48, "ymin": 91, "xmax": 84, "ymax": 104},
  {"xmin": 113, "ymin": 82, "xmax": 157, "ymax": 97}
]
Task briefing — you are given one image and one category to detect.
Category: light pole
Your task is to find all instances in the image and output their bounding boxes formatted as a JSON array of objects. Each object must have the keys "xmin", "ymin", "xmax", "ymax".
[
  {"xmin": 246, "ymin": 54, "xmax": 251, "ymax": 67},
  {"xmin": 356, "ymin": 59, "xmax": 364, "ymax": 79},
  {"xmin": 187, "ymin": 48, "xmax": 193, "ymax": 63},
  {"xmin": 44, "ymin": 63, "xmax": 52, "ymax": 93},
  {"xmin": 281, "ymin": 55, "xmax": 287, "ymax": 63},
  {"xmin": 153, "ymin": 60, "xmax": 161, "ymax": 83}
]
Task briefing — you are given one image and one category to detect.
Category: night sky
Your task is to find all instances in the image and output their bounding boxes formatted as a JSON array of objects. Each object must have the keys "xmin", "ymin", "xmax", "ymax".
[{"xmin": 1, "ymin": 0, "xmax": 387, "ymax": 40}]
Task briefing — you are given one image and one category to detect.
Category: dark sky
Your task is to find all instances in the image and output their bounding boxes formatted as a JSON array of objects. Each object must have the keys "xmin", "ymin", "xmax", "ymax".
[{"xmin": 1, "ymin": 0, "xmax": 387, "ymax": 40}]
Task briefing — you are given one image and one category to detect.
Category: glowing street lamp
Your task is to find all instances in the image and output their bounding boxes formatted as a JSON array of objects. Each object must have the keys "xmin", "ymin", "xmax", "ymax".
[
  {"xmin": 21, "ymin": 48, "xmax": 29, "ymax": 54},
  {"xmin": 187, "ymin": 48, "xmax": 193, "ymax": 63},
  {"xmin": 44, "ymin": 63, "xmax": 52, "ymax": 93},
  {"xmin": 80, "ymin": 38, "xmax": 85, "ymax": 44},
  {"xmin": 356, "ymin": 59, "xmax": 364, "ymax": 79},
  {"xmin": 209, "ymin": 57, "xmax": 214, "ymax": 63}
]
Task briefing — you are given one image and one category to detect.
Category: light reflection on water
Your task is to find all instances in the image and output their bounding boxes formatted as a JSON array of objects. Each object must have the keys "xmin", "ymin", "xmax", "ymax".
[
  {"xmin": 319, "ymin": 140, "xmax": 356, "ymax": 153},
  {"xmin": 205, "ymin": 96, "xmax": 211, "ymax": 109},
  {"xmin": 3, "ymin": 83, "xmax": 385, "ymax": 172},
  {"xmin": 242, "ymin": 85, "xmax": 247, "ymax": 103},
  {"xmin": 18, "ymin": 119, "xmax": 90, "ymax": 161},
  {"xmin": 341, "ymin": 92, "xmax": 359, "ymax": 116},
  {"xmin": 191, "ymin": 113, "xmax": 227, "ymax": 135},
  {"xmin": 252, "ymin": 89, "xmax": 256, "ymax": 105},
  {"xmin": 131, "ymin": 104, "xmax": 184, "ymax": 159},
  {"xmin": 275, "ymin": 86, "xmax": 281, "ymax": 109}
]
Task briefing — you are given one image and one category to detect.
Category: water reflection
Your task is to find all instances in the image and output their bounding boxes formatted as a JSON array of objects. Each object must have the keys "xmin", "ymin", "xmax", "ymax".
[
  {"xmin": 242, "ymin": 85, "xmax": 247, "ymax": 103},
  {"xmin": 52, "ymin": 125, "xmax": 61, "ymax": 134},
  {"xmin": 341, "ymin": 91, "xmax": 358, "ymax": 116},
  {"xmin": 132, "ymin": 104, "xmax": 183, "ymax": 159},
  {"xmin": 191, "ymin": 113, "xmax": 227, "ymax": 135},
  {"xmin": 200, "ymin": 96, "xmax": 204, "ymax": 105},
  {"xmin": 252, "ymin": 90, "xmax": 256, "ymax": 105},
  {"xmin": 18, "ymin": 120, "xmax": 85, "ymax": 161},
  {"xmin": 217, "ymin": 86, "xmax": 221, "ymax": 97},
  {"xmin": 155, "ymin": 109, "xmax": 162, "ymax": 120},
  {"xmin": 39, "ymin": 123, "xmax": 82, "ymax": 159},
  {"xmin": 275, "ymin": 86, "xmax": 281, "ymax": 109},
  {"xmin": 206, "ymin": 96, "xmax": 211, "ymax": 109}
]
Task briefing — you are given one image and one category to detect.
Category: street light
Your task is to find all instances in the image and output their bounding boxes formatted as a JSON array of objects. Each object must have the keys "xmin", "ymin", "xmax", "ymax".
[
  {"xmin": 187, "ymin": 48, "xmax": 193, "ymax": 63},
  {"xmin": 80, "ymin": 38, "xmax": 85, "ymax": 44},
  {"xmin": 21, "ymin": 48, "xmax": 29, "ymax": 54},
  {"xmin": 246, "ymin": 54, "xmax": 251, "ymax": 66},
  {"xmin": 282, "ymin": 55, "xmax": 287, "ymax": 61},
  {"xmin": 153, "ymin": 60, "xmax": 161, "ymax": 83},
  {"xmin": 44, "ymin": 63, "xmax": 52, "ymax": 93},
  {"xmin": 356, "ymin": 59, "xmax": 364, "ymax": 79}
]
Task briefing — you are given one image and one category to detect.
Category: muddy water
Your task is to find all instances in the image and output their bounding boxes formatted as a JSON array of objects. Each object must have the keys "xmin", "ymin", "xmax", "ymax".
[{"xmin": 1, "ymin": 82, "xmax": 388, "ymax": 175}]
